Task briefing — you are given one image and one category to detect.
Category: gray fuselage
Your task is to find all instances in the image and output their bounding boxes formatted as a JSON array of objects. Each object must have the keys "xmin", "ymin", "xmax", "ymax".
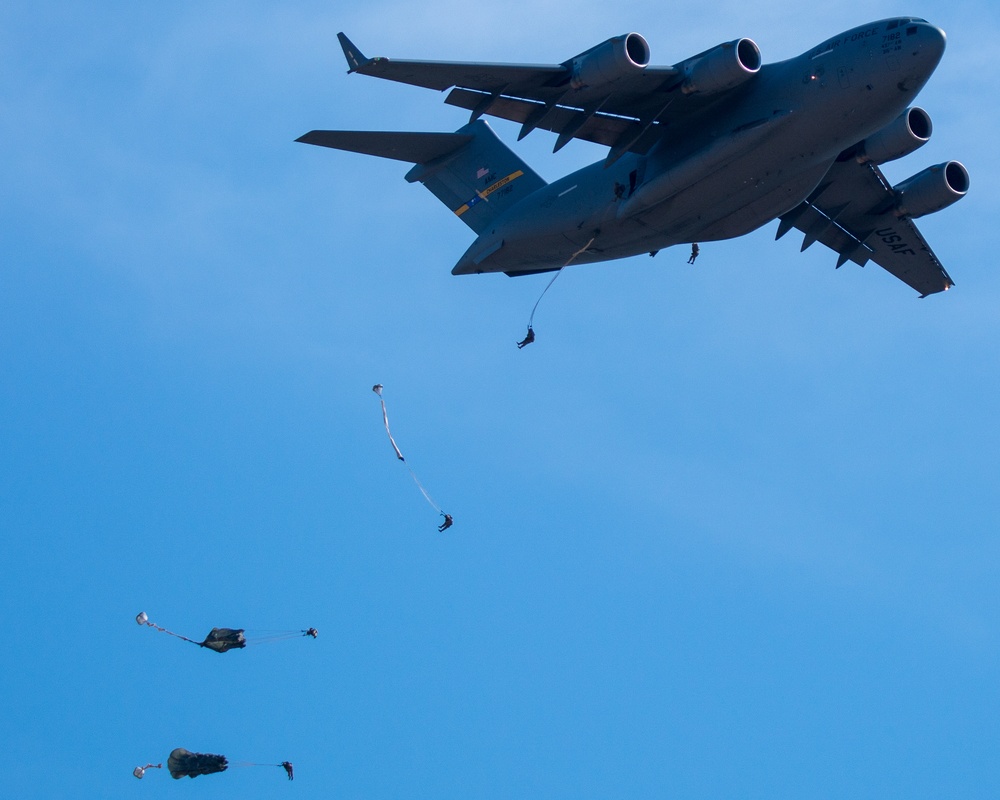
[{"xmin": 453, "ymin": 19, "xmax": 946, "ymax": 275}]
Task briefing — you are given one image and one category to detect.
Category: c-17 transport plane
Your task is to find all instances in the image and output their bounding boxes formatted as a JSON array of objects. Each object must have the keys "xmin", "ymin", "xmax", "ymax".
[{"xmin": 298, "ymin": 18, "xmax": 969, "ymax": 296}]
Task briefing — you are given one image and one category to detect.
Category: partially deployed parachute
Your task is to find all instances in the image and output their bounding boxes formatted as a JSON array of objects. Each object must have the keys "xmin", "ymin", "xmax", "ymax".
[
  {"xmin": 133, "ymin": 749, "xmax": 292, "ymax": 780},
  {"xmin": 136, "ymin": 612, "xmax": 317, "ymax": 653},
  {"xmin": 168, "ymin": 748, "xmax": 228, "ymax": 779},
  {"xmin": 372, "ymin": 384, "xmax": 454, "ymax": 531},
  {"xmin": 200, "ymin": 627, "xmax": 246, "ymax": 653}
]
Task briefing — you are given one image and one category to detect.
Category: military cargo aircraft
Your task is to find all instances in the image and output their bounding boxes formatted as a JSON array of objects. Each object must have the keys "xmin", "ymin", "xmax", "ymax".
[{"xmin": 298, "ymin": 18, "xmax": 968, "ymax": 296}]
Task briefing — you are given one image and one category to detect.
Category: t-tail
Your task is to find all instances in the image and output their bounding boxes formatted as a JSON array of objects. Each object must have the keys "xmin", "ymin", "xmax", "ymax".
[{"xmin": 296, "ymin": 120, "xmax": 546, "ymax": 235}]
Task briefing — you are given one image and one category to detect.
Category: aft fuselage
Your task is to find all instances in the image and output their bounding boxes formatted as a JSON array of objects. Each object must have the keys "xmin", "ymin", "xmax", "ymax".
[{"xmin": 453, "ymin": 18, "xmax": 946, "ymax": 275}]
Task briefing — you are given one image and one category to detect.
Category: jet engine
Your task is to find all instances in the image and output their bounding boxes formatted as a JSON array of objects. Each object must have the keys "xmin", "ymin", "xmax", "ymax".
[
  {"xmin": 892, "ymin": 161, "xmax": 970, "ymax": 218},
  {"xmin": 852, "ymin": 107, "xmax": 933, "ymax": 164},
  {"xmin": 680, "ymin": 39, "xmax": 761, "ymax": 95},
  {"xmin": 570, "ymin": 33, "xmax": 650, "ymax": 90}
]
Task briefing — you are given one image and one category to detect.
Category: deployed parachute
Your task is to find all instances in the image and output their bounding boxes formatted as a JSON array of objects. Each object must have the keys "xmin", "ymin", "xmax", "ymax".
[
  {"xmin": 133, "ymin": 749, "xmax": 292, "ymax": 781},
  {"xmin": 168, "ymin": 748, "xmax": 228, "ymax": 779},
  {"xmin": 136, "ymin": 612, "xmax": 317, "ymax": 653},
  {"xmin": 200, "ymin": 627, "xmax": 246, "ymax": 653},
  {"xmin": 372, "ymin": 384, "xmax": 453, "ymax": 531}
]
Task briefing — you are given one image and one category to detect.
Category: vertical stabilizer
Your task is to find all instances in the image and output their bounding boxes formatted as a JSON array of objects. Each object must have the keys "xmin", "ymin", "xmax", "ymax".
[
  {"xmin": 297, "ymin": 120, "xmax": 546, "ymax": 234},
  {"xmin": 403, "ymin": 121, "xmax": 546, "ymax": 234}
]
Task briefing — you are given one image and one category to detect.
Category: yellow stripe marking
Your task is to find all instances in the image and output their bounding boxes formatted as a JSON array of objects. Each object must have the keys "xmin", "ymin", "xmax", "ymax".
[{"xmin": 455, "ymin": 170, "xmax": 525, "ymax": 217}]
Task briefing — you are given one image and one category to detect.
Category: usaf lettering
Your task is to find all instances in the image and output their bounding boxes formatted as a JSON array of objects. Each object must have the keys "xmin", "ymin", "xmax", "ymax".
[{"xmin": 876, "ymin": 227, "xmax": 916, "ymax": 256}]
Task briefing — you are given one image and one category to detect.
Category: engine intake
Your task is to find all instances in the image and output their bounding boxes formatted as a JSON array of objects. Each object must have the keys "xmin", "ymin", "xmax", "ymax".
[
  {"xmin": 680, "ymin": 39, "xmax": 761, "ymax": 95},
  {"xmin": 853, "ymin": 107, "xmax": 933, "ymax": 165},
  {"xmin": 893, "ymin": 161, "xmax": 970, "ymax": 219},
  {"xmin": 570, "ymin": 33, "xmax": 650, "ymax": 90}
]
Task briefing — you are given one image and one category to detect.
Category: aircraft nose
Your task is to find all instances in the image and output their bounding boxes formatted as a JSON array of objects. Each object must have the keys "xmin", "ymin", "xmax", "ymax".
[
  {"xmin": 895, "ymin": 21, "xmax": 946, "ymax": 86},
  {"xmin": 915, "ymin": 22, "xmax": 946, "ymax": 64}
]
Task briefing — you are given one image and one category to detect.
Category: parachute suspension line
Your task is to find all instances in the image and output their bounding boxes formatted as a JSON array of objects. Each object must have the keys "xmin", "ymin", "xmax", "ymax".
[
  {"xmin": 519, "ymin": 236, "xmax": 595, "ymax": 348},
  {"xmin": 242, "ymin": 628, "xmax": 318, "ymax": 646},
  {"xmin": 371, "ymin": 384, "xmax": 453, "ymax": 529},
  {"xmin": 134, "ymin": 612, "xmax": 201, "ymax": 646},
  {"xmin": 243, "ymin": 628, "xmax": 318, "ymax": 638},
  {"xmin": 231, "ymin": 761, "xmax": 295, "ymax": 780},
  {"xmin": 404, "ymin": 463, "xmax": 442, "ymax": 514}
]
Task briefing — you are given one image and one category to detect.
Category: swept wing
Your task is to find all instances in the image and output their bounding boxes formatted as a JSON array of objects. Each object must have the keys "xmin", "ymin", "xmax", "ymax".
[
  {"xmin": 777, "ymin": 159, "xmax": 957, "ymax": 296},
  {"xmin": 336, "ymin": 33, "xmax": 757, "ymax": 159}
]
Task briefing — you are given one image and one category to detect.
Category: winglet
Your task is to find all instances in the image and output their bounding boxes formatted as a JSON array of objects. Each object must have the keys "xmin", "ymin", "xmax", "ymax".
[{"xmin": 337, "ymin": 32, "xmax": 371, "ymax": 73}]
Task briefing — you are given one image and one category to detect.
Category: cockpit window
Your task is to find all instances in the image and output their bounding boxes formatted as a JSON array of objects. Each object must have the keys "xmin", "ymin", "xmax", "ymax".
[{"xmin": 888, "ymin": 17, "xmax": 928, "ymax": 30}]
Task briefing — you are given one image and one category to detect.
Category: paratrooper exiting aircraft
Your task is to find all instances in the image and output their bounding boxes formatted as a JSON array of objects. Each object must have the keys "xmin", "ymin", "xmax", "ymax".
[{"xmin": 298, "ymin": 18, "xmax": 968, "ymax": 296}]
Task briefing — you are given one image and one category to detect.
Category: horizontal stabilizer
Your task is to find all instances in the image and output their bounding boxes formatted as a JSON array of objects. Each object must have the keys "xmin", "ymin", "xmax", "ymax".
[
  {"xmin": 298, "ymin": 120, "xmax": 546, "ymax": 235},
  {"xmin": 296, "ymin": 130, "xmax": 473, "ymax": 164}
]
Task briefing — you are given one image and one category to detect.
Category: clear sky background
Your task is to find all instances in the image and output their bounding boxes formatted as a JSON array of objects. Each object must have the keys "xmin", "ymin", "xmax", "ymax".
[{"xmin": 2, "ymin": 1, "xmax": 998, "ymax": 798}]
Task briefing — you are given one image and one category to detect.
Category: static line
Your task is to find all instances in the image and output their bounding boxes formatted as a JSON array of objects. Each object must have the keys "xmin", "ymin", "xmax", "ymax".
[{"xmin": 526, "ymin": 236, "xmax": 596, "ymax": 330}]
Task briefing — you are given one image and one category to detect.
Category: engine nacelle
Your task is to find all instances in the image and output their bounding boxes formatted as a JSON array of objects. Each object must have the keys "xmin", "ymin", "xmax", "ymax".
[
  {"xmin": 855, "ymin": 107, "xmax": 933, "ymax": 165},
  {"xmin": 680, "ymin": 39, "xmax": 761, "ymax": 95},
  {"xmin": 893, "ymin": 161, "xmax": 970, "ymax": 219},
  {"xmin": 570, "ymin": 33, "xmax": 650, "ymax": 90}
]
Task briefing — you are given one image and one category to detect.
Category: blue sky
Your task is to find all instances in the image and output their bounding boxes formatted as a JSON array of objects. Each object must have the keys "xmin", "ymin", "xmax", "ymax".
[{"xmin": 2, "ymin": 1, "xmax": 998, "ymax": 798}]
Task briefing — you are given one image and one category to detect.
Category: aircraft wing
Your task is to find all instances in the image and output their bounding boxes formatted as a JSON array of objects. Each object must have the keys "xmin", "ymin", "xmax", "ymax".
[
  {"xmin": 776, "ymin": 159, "xmax": 954, "ymax": 297},
  {"xmin": 295, "ymin": 129, "xmax": 472, "ymax": 163},
  {"xmin": 336, "ymin": 33, "xmax": 722, "ymax": 160},
  {"xmin": 338, "ymin": 33, "xmax": 570, "ymax": 91}
]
